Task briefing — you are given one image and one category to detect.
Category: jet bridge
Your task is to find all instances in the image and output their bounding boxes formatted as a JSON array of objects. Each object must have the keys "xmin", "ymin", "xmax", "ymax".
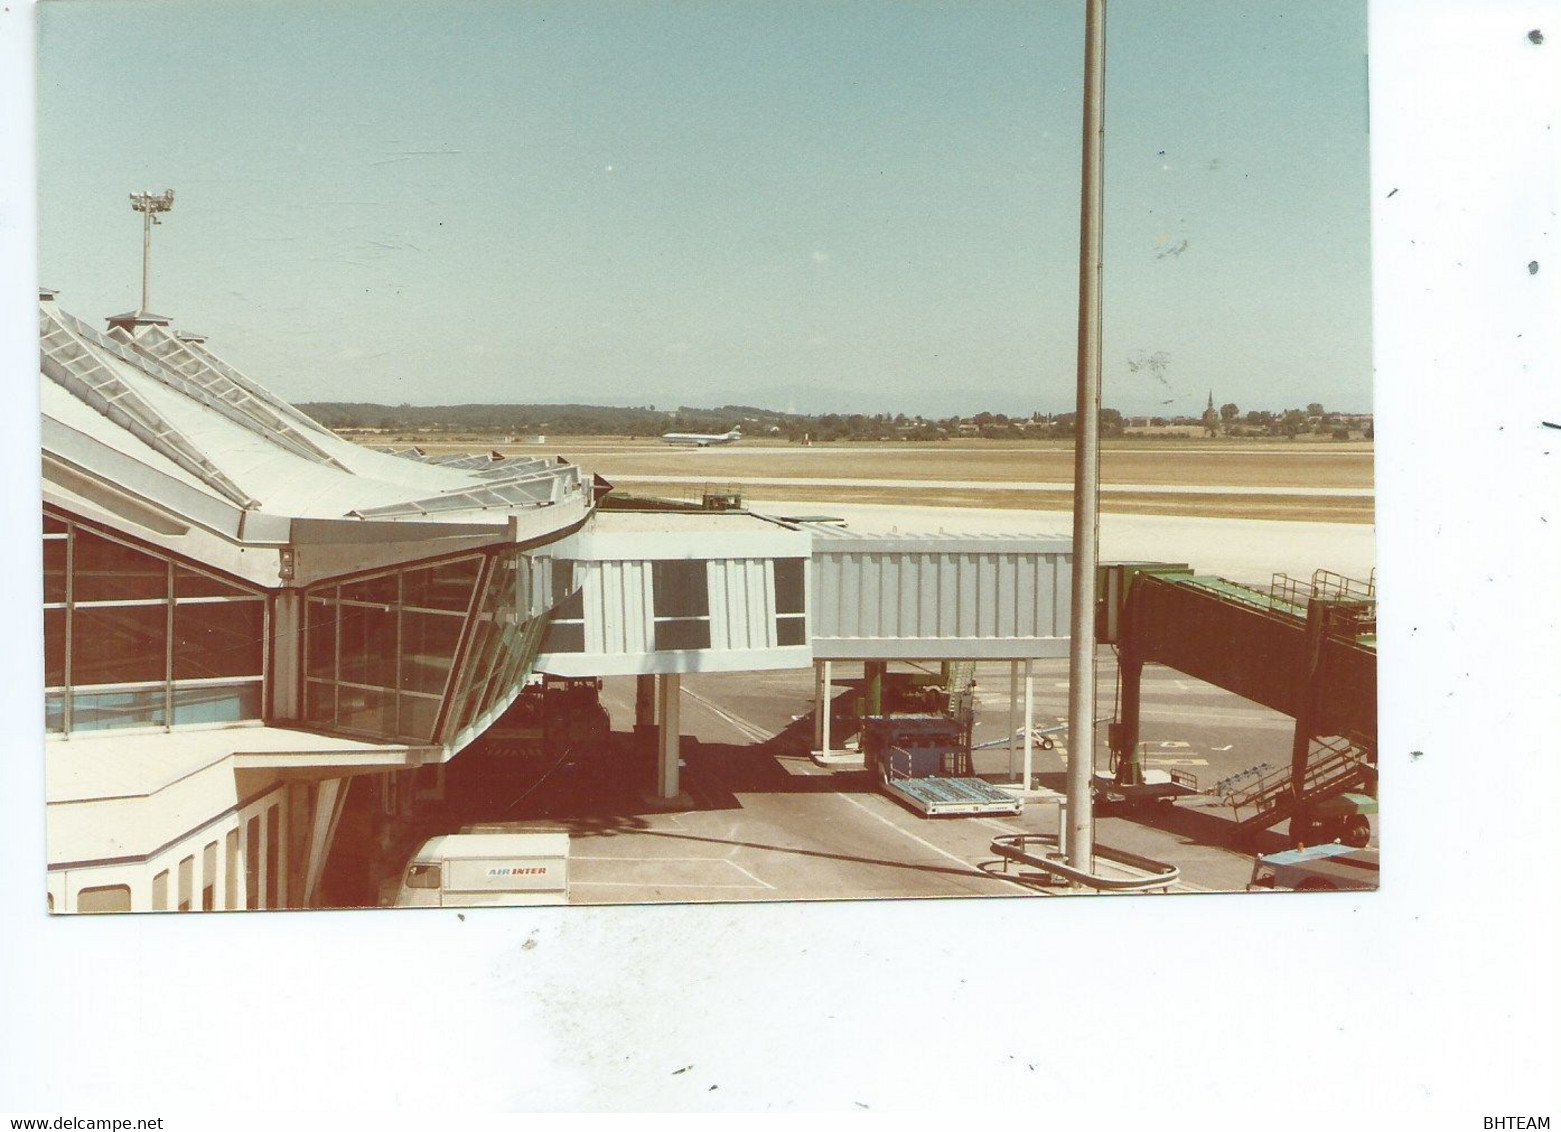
[{"xmin": 1101, "ymin": 565, "xmax": 1377, "ymax": 840}]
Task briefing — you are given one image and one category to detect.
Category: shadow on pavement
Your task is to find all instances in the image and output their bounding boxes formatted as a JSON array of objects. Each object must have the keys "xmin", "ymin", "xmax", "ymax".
[{"xmin": 1028, "ymin": 771, "xmax": 1294, "ymax": 857}]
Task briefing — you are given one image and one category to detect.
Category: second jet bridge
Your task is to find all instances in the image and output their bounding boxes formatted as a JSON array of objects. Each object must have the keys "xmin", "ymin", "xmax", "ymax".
[{"xmin": 1102, "ymin": 565, "xmax": 1377, "ymax": 831}]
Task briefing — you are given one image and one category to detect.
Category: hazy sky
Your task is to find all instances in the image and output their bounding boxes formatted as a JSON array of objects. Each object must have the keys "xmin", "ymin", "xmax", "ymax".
[{"xmin": 37, "ymin": 0, "xmax": 1371, "ymax": 417}]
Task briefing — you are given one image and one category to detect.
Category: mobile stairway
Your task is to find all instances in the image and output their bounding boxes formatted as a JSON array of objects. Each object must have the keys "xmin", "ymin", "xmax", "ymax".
[{"xmin": 1215, "ymin": 734, "xmax": 1376, "ymax": 845}]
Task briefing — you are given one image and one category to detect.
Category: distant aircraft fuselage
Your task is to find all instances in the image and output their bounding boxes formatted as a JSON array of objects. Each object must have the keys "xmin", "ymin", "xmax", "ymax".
[{"xmin": 660, "ymin": 428, "xmax": 742, "ymax": 447}]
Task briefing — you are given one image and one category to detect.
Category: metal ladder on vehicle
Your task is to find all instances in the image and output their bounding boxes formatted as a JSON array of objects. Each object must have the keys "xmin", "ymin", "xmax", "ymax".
[{"xmin": 1220, "ymin": 735, "xmax": 1373, "ymax": 836}]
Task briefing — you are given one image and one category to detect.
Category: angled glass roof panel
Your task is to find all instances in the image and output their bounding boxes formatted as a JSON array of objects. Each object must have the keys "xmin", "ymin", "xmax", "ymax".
[
  {"xmin": 121, "ymin": 322, "xmax": 350, "ymax": 470},
  {"xmin": 344, "ymin": 466, "xmax": 582, "ymax": 519},
  {"xmin": 39, "ymin": 306, "xmax": 258, "ymax": 508},
  {"xmin": 161, "ymin": 330, "xmax": 341, "ymax": 441},
  {"xmin": 67, "ymin": 315, "xmax": 349, "ymax": 471},
  {"xmin": 474, "ymin": 457, "xmax": 554, "ymax": 478}
]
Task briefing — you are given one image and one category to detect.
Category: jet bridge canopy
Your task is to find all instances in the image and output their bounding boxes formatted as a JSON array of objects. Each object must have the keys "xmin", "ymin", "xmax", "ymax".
[{"xmin": 803, "ymin": 525, "xmax": 1072, "ymax": 661}]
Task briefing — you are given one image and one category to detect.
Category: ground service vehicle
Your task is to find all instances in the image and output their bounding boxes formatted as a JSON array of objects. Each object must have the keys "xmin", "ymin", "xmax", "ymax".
[
  {"xmin": 861, "ymin": 714, "xmax": 1022, "ymax": 817},
  {"xmin": 1247, "ymin": 843, "xmax": 1379, "ymax": 892},
  {"xmin": 1291, "ymin": 790, "xmax": 1376, "ymax": 848},
  {"xmin": 390, "ymin": 833, "xmax": 570, "ymax": 908}
]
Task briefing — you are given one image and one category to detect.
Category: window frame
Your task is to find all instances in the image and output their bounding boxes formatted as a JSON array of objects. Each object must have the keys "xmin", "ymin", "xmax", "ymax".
[
  {"xmin": 43, "ymin": 508, "xmax": 268, "ymax": 736},
  {"xmin": 651, "ymin": 559, "xmax": 712, "ymax": 652},
  {"xmin": 299, "ymin": 551, "xmax": 486, "ymax": 745},
  {"xmin": 773, "ymin": 558, "xmax": 808, "ymax": 647}
]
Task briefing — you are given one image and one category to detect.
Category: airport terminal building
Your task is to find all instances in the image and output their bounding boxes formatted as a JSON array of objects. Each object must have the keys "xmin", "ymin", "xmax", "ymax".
[{"xmin": 38, "ymin": 290, "xmax": 1074, "ymax": 913}]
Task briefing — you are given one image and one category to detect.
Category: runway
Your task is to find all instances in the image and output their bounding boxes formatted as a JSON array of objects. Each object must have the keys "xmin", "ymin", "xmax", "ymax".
[{"xmin": 611, "ymin": 473, "xmax": 1371, "ymax": 498}]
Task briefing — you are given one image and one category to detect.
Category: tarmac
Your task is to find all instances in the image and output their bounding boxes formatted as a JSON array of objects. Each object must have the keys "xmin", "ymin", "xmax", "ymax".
[{"xmin": 342, "ymin": 660, "xmax": 1373, "ymax": 910}]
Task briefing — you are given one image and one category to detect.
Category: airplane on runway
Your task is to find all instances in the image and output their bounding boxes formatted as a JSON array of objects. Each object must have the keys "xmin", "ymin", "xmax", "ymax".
[{"xmin": 660, "ymin": 427, "xmax": 742, "ymax": 447}]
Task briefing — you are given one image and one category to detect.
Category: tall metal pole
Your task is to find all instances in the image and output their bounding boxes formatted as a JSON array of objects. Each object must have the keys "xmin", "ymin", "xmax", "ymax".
[
  {"xmin": 140, "ymin": 207, "xmax": 153, "ymax": 313},
  {"xmin": 129, "ymin": 189, "xmax": 175, "ymax": 315},
  {"xmin": 1066, "ymin": 0, "xmax": 1106, "ymax": 872}
]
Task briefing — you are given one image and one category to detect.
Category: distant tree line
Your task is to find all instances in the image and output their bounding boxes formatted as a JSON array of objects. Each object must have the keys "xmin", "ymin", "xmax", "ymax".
[{"xmin": 298, "ymin": 401, "xmax": 1369, "ymax": 442}]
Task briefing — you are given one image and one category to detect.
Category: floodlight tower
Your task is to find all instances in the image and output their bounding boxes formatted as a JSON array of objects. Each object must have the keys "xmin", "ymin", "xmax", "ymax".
[
  {"xmin": 1066, "ymin": 0, "xmax": 1106, "ymax": 873},
  {"xmin": 129, "ymin": 189, "xmax": 175, "ymax": 314}
]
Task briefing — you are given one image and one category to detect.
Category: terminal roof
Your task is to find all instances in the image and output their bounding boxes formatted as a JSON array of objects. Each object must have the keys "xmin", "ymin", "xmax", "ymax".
[{"xmin": 39, "ymin": 298, "xmax": 592, "ymax": 533}]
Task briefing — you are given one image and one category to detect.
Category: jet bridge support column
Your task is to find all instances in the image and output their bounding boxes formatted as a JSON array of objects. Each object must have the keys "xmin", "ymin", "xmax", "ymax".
[
  {"xmin": 1008, "ymin": 661, "xmax": 1020, "ymax": 778},
  {"xmin": 813, "ymin": 662, "xmax": 827, "ymax": 750},
  {"xmin": 1112, "ymin": 648, "xmax": 1144, "ymax": 780},
  {"xmin": 1290, "ymin": 598, "xmax": 1335, "ymax": 807},
  {"xmin": 656, "ymin": 673, "xmax": 682, "ymax": 800},
  {"xmin": 1022, "ymin": 660, "xmax": 1035, "ymax": 790}
]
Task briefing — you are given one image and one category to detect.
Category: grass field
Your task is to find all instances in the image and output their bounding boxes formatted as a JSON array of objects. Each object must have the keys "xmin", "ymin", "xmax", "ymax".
[{"xmin": 402, "ymin": 436, "xmax": 1375, "ymax": 524}]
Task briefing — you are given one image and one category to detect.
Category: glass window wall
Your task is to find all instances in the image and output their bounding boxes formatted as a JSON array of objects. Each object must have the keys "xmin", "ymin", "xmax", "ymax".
[
  {"xmin": 301, "ymin": 545, "xmax": 569, "ymax": 749},
  {"xmin": 42, "ymin": 509, "xmax": 267, "ymax": 735},
  {"xmin": 446, "ymin": 549, "xmax": 547, "ymax": 739},
  {"xmin": 302, "ymin": 553, "xmax": 484, "ymax": 744}
]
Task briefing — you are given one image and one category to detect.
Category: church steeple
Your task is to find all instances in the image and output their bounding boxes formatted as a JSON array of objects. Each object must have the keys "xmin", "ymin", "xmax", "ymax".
[{"xmin": 1202, "ymin": 390, "xmax": 1220, "ymax": 436}]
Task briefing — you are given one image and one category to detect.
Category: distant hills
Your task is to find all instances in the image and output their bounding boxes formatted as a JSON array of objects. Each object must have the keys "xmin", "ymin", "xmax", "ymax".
[
  {"xmin": 297, "ymin": 400, "xmax": 1054, "ymax": 442},
  {"xmin": 297, "ymin": 400, "xmax": 1370, "ymax": 442},
  {"xmin": 298, "ymin": 401, "xmax": 799, "ymax": 438}
]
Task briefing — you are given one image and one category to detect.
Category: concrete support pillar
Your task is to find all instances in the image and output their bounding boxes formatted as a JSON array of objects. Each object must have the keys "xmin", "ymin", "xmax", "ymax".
[
  {"xmin": 1007, "ymin": 660, "xmax": 1020, "ymax": 779},
  {"xmin": 303, "ymin": 777, "xmax": 350, "ymax": 908},
  {"xmin": 1022, "ymin": 660, "xmax": 1035, "ymax": 791},
  {"xmin": 656, "ymin": 673, "xmax": 681, "ymax": 799},
  {"xmin": 812, "ymin": 661, "xmax": 827, "ymax": 750},
  {"xmin": 270, "ymin": 590, "xmax": 303, "ymax": 721},
  {"xmin": 821, "ymin": 660, "xmax": 833, "ymax": 753}
]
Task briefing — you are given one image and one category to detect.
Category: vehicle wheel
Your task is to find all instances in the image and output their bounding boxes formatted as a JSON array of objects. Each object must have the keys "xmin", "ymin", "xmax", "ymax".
[
  {"xmin": 1342, "ymin": 816, "xmax": 1372, "ymax": 848},
  {"xmin": 1291, "ymin": 816, "xmax": 1320, "ymax": 845}
]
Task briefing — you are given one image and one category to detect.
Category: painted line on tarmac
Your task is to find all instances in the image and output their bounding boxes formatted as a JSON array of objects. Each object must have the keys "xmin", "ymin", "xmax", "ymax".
[
  {"xmin": 572, "ymin": 855, "xmax": 775, "ymax": 890},
  {"xmin": 681, "ymin": 685, "xmax": 833, "ymax": 775},
  {"xmin": 721, "ymin": 860, "xmax": 776, "ymax": 890},
  {"xmin": 834, "ymin": 792, "xmax": 1011, "ymax": 885},
  {"xmin": 681, "ymin": 685, "xmax": 774, "ymax": 743}
]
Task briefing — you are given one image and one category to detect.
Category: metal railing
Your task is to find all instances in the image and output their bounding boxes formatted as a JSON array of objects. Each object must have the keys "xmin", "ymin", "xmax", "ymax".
[
  {"xmin": 989, "ymin": 833, "xmax": 1179, "ymax": 893},
  {"xmin": 1271, "ymin": 568, "xmax": 1377, "ymax": 609}
]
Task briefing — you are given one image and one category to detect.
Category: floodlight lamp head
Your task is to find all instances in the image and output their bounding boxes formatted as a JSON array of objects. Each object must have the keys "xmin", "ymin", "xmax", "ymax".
[{"xmin": 129, "ymin": 189, "xmax": 176, "ymax": 215}]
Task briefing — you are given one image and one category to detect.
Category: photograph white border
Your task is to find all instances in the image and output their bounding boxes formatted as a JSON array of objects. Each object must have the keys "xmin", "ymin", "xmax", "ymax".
[{"xmin": 1, "ymin": 0, "xmax": 1557, "ymax": 1120}]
